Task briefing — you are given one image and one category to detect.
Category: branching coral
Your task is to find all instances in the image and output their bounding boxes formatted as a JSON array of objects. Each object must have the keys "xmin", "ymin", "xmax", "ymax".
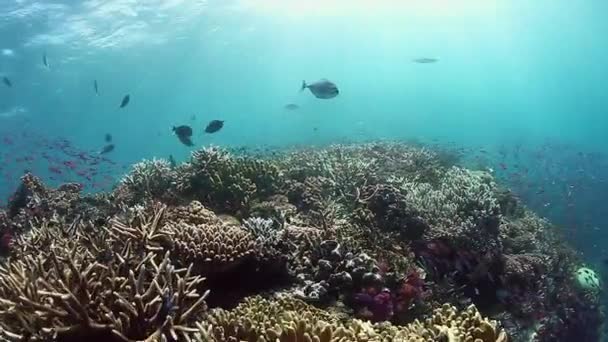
[
  {"xmin": 175, "ymin": 146, "xmax": 281, "ymax": 215},
  {"xmin": 5, "ymin": 173, "xmax": 88, "ymax": 234},
  {"xmin": 0, "ymin": 249, "xmax": 208, "ymax": 341},
  {"xmin": 114, "ymin": 158, "xmax": 178, "ymax": 205},
  {"xmin": 499, "ymin": 211, "xmax": 552, "ymax": 255},
  {"xmin": 389, "ymin": 167, "xmax": 501, "ymax": 249}
]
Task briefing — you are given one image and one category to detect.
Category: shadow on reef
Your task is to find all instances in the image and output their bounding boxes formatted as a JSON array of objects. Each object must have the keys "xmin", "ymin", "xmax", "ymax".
[
  {"xmin": 203, "ymin": 257, "xmax": 292, "ymax": 309},
  {"xmin": 0, "ymin": 143, "xmax": 602, "ymax": 341}
]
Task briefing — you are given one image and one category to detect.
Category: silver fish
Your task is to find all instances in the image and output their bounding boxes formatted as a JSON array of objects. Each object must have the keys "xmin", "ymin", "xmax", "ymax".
[
  {"xmin": 301, "ymin": 79, "xmax": 339, "ymax": 99},
  {"xmin": 284, "ymin": 103, "xmax": 299, "ymax": 110},
  {"xmin": 413, "ymin": 57, "xmax": 439, "ymax": 64}
]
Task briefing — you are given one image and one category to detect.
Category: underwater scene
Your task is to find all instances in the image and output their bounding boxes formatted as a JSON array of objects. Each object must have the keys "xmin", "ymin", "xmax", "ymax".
[{"xmin": 1, "ymin": 0, "xmax": 607, "ymax": 341}]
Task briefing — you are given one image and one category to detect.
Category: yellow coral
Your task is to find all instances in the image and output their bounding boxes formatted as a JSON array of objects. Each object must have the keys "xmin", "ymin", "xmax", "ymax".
[
  {"xmin": 166, "ymin": 200, "xmax": 223, "ymax": 226},
  {"xmin": 397, "ymin": 303, "xmax": 508, "ymax": 342},
  {"xmin": 170, "ymin": 220, "xmax": 255, "ymax": 275},
  {"xmin": 196, "ymin": 297, "xmax": 507, "ymax": 342}
]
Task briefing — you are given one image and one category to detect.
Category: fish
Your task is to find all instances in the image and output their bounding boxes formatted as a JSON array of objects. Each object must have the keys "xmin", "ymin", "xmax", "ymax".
[
  {"xmin": 119, "ymin": 95, "xmax": 130, "ymax": 108},
  {"xmin": 205, "ymin": 120, "xmax": 224, "ymax": 134},
  {"xmin": 190, "ymin": 114, "xmax": 196, "ymax": 121},
  {"xmin": 42, "ymin": 53, "xmax": 49, "ymax": 68},
  {"xmin": 173, "ymin": 125, "xmax": 194, "ymax": 146},
  {"xmin": 284, "ymin": 104, "xmax": 299, "ymax": 110},
  {"xmin": 177, "ymin": 136, "xmax": 193, "ymax": 146},
  {"xmin": 173, "ymin": 125, "xmax": 193, "ymax": 138},
  {"xmin": 100, "ymin": 144, "xmax": 115, "ymax": 154},
  {"xmin": 2, "ymin": 77, "xmax": 12, "ymax": 88},
  {"xmin": 104, "ymin": 133, "xmax": 112, "ymax": 143},
  {"xmin": 413, "ymin": 57, "xmax": 439, "ymax": 64},
  {"xmin": 301, "ymin": 79, "xmax": 339, "ymax": 99},
  {"xmin": 169, "ymin": 155, "xmax": 177, "ymax": 168},
  {"xmin": 94, "ymin": 80, "xmax": 99, "ymax": 95}
]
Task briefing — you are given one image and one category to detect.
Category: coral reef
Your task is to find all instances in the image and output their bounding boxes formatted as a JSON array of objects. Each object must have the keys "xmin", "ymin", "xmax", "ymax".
[
  {"xmin": 114, "ymin": 158, "xmax": 178, "ymax": 205},
  {"xmin": 0, "ymin": 241, "xmax": 208, "ymax": 341},
  {"xmin": 198, "ymin": 295, "xmax": 507, "ymax": 342},
  {"xmin": 0, "ymin": 142, "xmax": 601, "ymax": 341},
  {"xmin": 175, "ymin": 146, "xmax": 281, "ymax": 215}
]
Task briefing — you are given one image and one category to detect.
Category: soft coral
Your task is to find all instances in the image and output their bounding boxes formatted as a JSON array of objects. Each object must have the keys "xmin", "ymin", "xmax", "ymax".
[{"xmin": 395, "ymin": 269, "xmax": 427, "ymax": 312}]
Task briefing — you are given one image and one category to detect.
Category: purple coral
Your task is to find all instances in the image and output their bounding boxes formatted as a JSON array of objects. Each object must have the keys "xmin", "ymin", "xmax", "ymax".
[{"xmin": 353, "ymin": 288, "xmax": 394, "ymax": 322}]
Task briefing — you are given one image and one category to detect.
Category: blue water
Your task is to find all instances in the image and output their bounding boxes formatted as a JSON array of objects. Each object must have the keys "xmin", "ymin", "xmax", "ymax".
[{"xmin": 1, "ymin": 0, "xmax": 608, "ymax": 305}]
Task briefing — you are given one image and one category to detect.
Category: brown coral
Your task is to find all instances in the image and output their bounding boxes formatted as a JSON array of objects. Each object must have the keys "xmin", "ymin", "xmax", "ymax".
[
  {"xmin": 169, "ymin": 220, "xmax": 255, "ymax": 276},
  {"xmin": 0, "ymin": 248, "xmax": 208, "ymax": 341},
  {"xmin": 197, "ymin": 296, "xmax": 507, "ymax": 342},
  {"xmin": 165, "ymin": 200, "xmax": 222, "ymax": 226},
  {"xmin": 197, "ymin": 296, "xmax": 375, "ymax": 342}
]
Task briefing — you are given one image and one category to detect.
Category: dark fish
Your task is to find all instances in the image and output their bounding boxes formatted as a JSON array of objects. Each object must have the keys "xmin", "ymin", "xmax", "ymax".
[
  {"xmin": 301, "ymin": 79, "xmax": 339, "ymax": 99},
  {"xmin": 173, "ymin": 125, "xmax": 193, "ymax": 138},
  {"xmin": 119, "ymin": 95, "xmax": 130, "ymax": 108},
  {"xmin": 104, "ymin": 133, "xmax": 112, "ymax": 143},
  {"xmin": 177, "ymin": 136, "xmax": 193, "ymax": 146},
  {"xmin": 2, "ymin": 77, "xmax": 12, "ymax": 88},
  {"xmin": 205, "ymin": 120, "xmax": 224, "ymax": 134},
  {"xmin": 284, "ymin": 104, "xmax": 299, "ymax": 110},
  {"xmin": 94, "ymin": 80, "xmax": 99, "ymax": 95},
  {"xmin": 43, "ymin": 53, "xmax": 49, "ymax": 68},
  {"xmin": 173, "ymin": 125, "xmax": 194, "ymax": 146},
  {"xmin": 190, "ymin": 114, "xmax": 196, "ymax": 121},
  {"xmin": 169, "ymin": 155, "xmax": 177, "ymax": 168},
  {"xmin": 413, "ymin": 57, "xmax": 439, "ymax": 64},
  {"xmin": 100, "ymin": 144, "xmax": 114, "ymax": 154}
]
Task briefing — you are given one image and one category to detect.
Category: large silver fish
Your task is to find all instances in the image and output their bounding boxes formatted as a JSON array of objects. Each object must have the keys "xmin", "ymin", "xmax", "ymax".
[{"xmin": 301, "ymin": 79, "xmax": 339, "ymax": 99}]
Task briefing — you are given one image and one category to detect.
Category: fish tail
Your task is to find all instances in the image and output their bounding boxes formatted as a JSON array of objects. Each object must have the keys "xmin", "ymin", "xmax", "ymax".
[{"xmin": 301, "ymin": 80, "xmax": 307, "ymax": 91}]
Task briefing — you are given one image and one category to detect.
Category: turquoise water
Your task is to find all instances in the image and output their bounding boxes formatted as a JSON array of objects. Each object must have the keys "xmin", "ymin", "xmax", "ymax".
[{"xmin": 1, "ymin": 0, "xmax": 608, "ymax": 272}]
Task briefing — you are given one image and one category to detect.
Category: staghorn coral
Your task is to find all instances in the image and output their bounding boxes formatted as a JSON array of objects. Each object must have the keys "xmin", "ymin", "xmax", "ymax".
[{"xmin": 0, "ymin": 248, "xmax": 208, "ymax": 341}]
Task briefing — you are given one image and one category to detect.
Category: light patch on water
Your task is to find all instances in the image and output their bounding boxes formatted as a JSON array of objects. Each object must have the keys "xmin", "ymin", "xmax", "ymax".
[
  {"xmin": 16, "ymin": 0, "xmax": 209, "ymax": 49},
  {"xmin": 239, "ymin": 0, "xmax": 503, "ymax": 19},
  {"xmin": 0, "ymin": 2, "xmax": 68, "ymax": 21},
  {"xmin": 0, "ymin": 106, "xmax": 28, "ymax": 119},
  {"xmin": 1, "ymin": 49, "xmax": 15, "ymax": 57}
]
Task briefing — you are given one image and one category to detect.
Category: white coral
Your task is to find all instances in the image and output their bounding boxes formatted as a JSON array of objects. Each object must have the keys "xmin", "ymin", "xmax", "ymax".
[{"xmin": 391, "ymin": 166, "xmax": 500, "ymax": 238}]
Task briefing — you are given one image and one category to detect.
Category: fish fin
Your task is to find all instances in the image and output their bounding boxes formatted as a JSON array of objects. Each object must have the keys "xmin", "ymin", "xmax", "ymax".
[{"xmin": 301, "ymin": 80, "xmax": 307, "ymax": 91}]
